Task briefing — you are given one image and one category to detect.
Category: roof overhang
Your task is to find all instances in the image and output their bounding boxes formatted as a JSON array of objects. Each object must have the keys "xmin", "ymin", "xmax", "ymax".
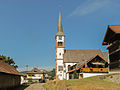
[{"xmin": 102, "ymin": 25, "xmax": 120, "ymax": 45}]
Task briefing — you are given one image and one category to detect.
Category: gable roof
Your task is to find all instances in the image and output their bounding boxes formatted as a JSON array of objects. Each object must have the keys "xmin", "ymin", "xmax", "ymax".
[
  {"xmin": 68, "ymin": 55, "xmax": 108, "ymax": 73},
  {"xmin": 63, "ymin": 50, "xmax": 108, "ymax": 63},
  {"xmin": 0, "ymin": 60, "xmax": 22, "ymax": 76},
  {"xmin": 102, "ymin": 25, "xmax": 120, "ymax": 45},
  {"xmin": 76, "ymin": 54, "xmax": 108, "ymax": 68},
  {"xmin": 27, "ymin": 68, "xmax": 46, "ymax": 74}
]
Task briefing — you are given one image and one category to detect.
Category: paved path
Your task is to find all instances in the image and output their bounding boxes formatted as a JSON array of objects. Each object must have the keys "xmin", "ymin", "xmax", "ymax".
[{"xmin": 24, "ymin": 83, "xmax": 45, "ymax": 90}]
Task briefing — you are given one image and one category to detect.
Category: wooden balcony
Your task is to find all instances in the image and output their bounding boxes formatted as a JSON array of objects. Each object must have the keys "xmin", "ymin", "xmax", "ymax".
[{"xmin": 80, "ymin": 68, "xmax": 108, "ymax": 73}]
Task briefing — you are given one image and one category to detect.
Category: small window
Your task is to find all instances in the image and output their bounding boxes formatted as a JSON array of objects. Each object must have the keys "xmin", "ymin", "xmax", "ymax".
[
  {"xmin": 58, "ymin": 66, "xmax": 63, "ymax": 71},
  {"xmin": 34, "ymin": 70, "xmax": 37, "ymax": 72},
  {"xmin": 59, "ymin": 74, "xmax": 62, "ymax": 76},
  {"xmin": 58, "ymin": 42, "xmax": 63, "ymax": 46},
  {"xmin": 59, "ymin": 53, "xmax": 61, "ymax": 56},
  {"xmin": 59, "ymin": 36, "xmax": 62, "ymax": 40}
]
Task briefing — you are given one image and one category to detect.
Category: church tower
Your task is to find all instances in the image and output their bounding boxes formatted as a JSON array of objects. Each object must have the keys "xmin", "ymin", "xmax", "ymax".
[{"xmin": 55, "ymin": 11, "xmax": 65, "ymax": 80}]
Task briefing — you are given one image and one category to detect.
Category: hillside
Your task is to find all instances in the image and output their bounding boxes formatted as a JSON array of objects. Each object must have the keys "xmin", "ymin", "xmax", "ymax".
[{"xmin": 44, "ymin": 74, "xmax": 120, "ymax": 90}]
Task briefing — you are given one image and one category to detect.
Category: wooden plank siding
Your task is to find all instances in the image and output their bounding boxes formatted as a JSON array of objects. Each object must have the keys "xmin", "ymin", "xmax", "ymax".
[{"xmin": 0, "ymin": 72, "xmax": 21, "ymax": 89}]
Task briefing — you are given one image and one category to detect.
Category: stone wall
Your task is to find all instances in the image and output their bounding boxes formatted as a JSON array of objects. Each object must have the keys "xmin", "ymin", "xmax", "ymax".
[{"xmin": 0, "ymin": 72, "xmax": 21, "ymax": 89}]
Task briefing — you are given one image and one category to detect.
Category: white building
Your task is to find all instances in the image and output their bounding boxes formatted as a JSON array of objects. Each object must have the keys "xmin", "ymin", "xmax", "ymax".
[
  {"xmin": 55, "ymin": 11, "xmax": 109, "ymax": 80},
  {"xmin": 26, "ymin": 68, "xmax": 46, "ymax": 82}
]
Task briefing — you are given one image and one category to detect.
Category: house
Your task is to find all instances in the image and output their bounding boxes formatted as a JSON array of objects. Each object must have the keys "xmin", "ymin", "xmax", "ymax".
[
  {"xmin": 26, "ymin": 68, "xmax": 47, "ymax": 82},
  {"xmin": 102, "ymin": 25, "xmax": 120, "ymax": 73},
  {"xmin": 68, "ymin": 54, "xmax": 108, "ymax": 79},
  {"xmin": 55, "ymin": 11, "xmax": 109, "ymax": 80},
  {"xmin": 0, "ymin": 60, "xmax": 22, "ymax": 89}
]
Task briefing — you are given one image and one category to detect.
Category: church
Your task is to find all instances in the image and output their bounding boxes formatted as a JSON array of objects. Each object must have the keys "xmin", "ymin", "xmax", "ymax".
[{"xmin": 55, "ymin": 11, "xmax": 109, "ymax": 80}]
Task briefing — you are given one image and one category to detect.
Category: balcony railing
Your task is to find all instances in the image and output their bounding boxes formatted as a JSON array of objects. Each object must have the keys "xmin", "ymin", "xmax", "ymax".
[{"xmin": 80, "ymin": 68, "xmax": 108, "ymax": 73}]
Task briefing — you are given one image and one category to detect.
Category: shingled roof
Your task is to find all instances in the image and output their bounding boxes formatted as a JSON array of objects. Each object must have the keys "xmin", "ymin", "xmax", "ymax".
[
  {"xmin": 27, "ymin": 68, "xmax": 46, "ymax": 74},
  {"xmin": 0, "ymin": 60, "xmax": 22, "ymax": 76},
  {"xmin": 63, "ymin": 50, "xmax": 108, "ymax": 63}
]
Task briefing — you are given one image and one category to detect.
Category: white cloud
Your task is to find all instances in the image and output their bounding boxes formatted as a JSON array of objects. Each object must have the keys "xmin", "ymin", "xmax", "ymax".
[{"xmin": 69, "ymin": 0, "xmax": 111, "ymax": 17}]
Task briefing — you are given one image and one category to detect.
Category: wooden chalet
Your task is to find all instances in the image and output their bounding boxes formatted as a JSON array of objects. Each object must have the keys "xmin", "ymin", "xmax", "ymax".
[
  {"xmin": 66, "ymin": 54, "xmax": 108, "ymax": 79},
  {"xmin": 0, "ymin": 60, "xmax": 22, "ymax": 89},
  {"xmin": 102, "ymin": 25, "xmax": 120, "ymax": 72}
]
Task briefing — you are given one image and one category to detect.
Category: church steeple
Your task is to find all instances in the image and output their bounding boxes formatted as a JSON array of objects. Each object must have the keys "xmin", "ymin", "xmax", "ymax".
[
  {"xmin": 55, "ymin": 11, "xmax": 65, "ymax": 80},
  {"xmin": 56, "ymin": 11, "xmax": 64, "ymax": 36}
]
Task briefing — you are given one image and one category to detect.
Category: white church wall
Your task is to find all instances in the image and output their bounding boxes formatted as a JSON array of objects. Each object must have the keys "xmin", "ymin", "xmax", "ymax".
[
  {"xmin": 64, "ymin": 63, "xmax": 77, "ymax": 80},
  {"xmin": 56, "ymin": 36, "xmax": 64, "ymax": 80},
  {"xmin": 57, "ymin": 60, "xmax": 64, "ymax": 80},
  {"xmin": 83, "ymin": 73, "xmax": 108, "ymax": 78},
  {"xmin": 57, "ymin": 48, "xmax": 64, "ymax": 59}
]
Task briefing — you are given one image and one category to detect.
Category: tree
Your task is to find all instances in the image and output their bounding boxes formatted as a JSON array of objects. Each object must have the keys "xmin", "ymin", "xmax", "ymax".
[
  {"xmin": 0, "ymin": 55, "xmax": 18, "ymax": 69},
  {"xmin": 47, "ymin": 68, "xmax": 56, "ymax": 80}
]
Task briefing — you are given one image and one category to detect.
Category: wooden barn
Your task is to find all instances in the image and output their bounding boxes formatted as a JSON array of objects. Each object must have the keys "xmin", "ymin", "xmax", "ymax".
[
  {"xmin": 0, "ymin": 60, "xmax": 22, "ymax": 89},
  {"xmin": 102, "ymin": 25, "xmax": 120, "ymax": 72}
]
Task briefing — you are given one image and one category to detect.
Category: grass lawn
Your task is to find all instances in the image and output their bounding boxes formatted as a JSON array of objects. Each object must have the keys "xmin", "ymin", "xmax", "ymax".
[{"xmin": 44, "ymin": 76, "xmax": 120, "ymax": 90}]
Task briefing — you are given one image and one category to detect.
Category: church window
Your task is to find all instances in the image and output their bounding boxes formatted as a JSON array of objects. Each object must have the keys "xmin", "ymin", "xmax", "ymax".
[
  {"xmin": 59, "ymin": 53, "xmax": 61, "ymax": 56},
  {"xmin": 58, "ymin": 66, "xmax": 63, "ymax": 71},
  {"xmin": 59, "ymin": 36, "xmax": 62, "ymax": 40},
  {"xmin": 58, "ymin": 42, "xmax": 63, "ymax": 46}
]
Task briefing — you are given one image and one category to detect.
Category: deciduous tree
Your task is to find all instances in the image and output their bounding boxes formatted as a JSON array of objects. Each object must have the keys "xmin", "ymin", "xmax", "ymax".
[{"xmin": 0, "ymin": 55, "xmax": 18, "ymax": 69}]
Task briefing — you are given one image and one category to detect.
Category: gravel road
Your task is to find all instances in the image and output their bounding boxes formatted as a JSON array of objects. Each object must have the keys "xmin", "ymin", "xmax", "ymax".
[
  {"xmin": 16, "ymin": 83, "xmax": 46, "ymax": 90},
  {"xmin": 24, "ymin": 83, "xmax": 45, "ymax": 90}
]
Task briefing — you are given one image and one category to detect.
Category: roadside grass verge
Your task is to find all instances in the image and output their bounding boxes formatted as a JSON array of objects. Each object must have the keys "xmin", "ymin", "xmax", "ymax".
[{"xmin": 43, "ymin": 75, "xmax": 120, "ymax": 90}]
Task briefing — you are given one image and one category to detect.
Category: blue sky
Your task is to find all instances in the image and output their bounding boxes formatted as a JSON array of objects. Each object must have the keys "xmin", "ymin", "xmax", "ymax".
[{"xmin": 0, "ymin": 0, "xmax": 120, "ymax": 71}]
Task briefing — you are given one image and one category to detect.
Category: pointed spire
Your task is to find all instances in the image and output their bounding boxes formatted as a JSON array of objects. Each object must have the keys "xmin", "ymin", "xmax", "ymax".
[{"xmin": 56, "ymin": 11, "xmax": 64, "ymax": 36}]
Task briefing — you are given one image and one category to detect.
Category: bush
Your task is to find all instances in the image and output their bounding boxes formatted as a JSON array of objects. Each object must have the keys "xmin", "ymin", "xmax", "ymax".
[
  {"xmin": 110, "ymin": 76, "xmax": 113, "ymax": 78},
  {"xmin": 28, "ymin": 80, "xmax": 32, "ymax": 82},
  {"xmin": 73, "ymin": 70, "xmax": 79, "ymax": 79}
]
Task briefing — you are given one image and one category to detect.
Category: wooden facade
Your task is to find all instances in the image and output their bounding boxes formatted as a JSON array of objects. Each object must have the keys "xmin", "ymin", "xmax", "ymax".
[
  {"xmin": 68, "ymin": 55, "xmax": 108, "ymax": 79},
  {"xmin": 107, "ymin": 40, "xmax": 120, "ymax": 70},
  {"xmin": 0, "ymin": 72, "xmax": 21, "ymax": 89},
  {"xmin": 102, "ymin": 25, "xmax": 120, "ymax": 71},
  {"xmin": 0, "ymin": 60, "xmax": 22, "ymax": 89}
]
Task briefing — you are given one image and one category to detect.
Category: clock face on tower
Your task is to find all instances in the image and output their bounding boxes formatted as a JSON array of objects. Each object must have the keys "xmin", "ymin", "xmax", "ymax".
[{"xmin": 59, "ymin": 36, "xmax": 62, "ymax": 40}]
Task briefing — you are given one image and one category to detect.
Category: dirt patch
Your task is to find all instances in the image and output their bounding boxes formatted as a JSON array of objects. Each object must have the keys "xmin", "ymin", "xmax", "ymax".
[{"xmin": 104, "ymin": 73, "xmax": 120, "ymax": 84}]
